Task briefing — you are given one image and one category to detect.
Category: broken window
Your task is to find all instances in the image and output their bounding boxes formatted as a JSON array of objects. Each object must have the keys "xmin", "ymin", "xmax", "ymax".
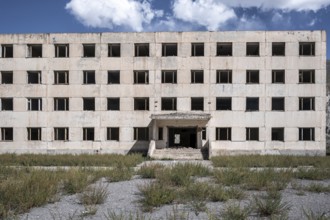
[
  {"xmin": 272, "ymin": 128, "xmax": 284, "ymax": 141},
  {"xmin": 299, "ymin": 42, "xmax": 315, "ymax": 56},
  {"xmin": 161, "ymin": 97, "xmax": 177, "ymax": 111},
  {"xmin": 135, "ymin": 43, "xmax": 149, "ymax": 57},
  {"xmin": 107, "ymin": 98, "xmax": 120, "ymax": 110},
  {"xmin": 54, "ymin": 127, "xmax": 69, "ymax": 141},
  {"xmin": 246, "ymin": 97, "xmax": 259, "ymax": 111},
  {"xmin": 27, "ymin": 98, "xmax": 42, "ymax": 111},
  {"xmin": 54, "ymin": 98, "xmax": 69, "ymax": 111},
  {"xmin": 191, "ymin": 43, "xmax": 204, "ymax": 56},
  {"xmin": 107, "ymin": 127, "xmax": 119, "ymax": 141},
  {"xmin": 246, "ymin": 42, "xmax": 259, "ymax": 56},
  {"xmin": 55, "ymin": 44, "xmax": 69, "ymax": 57},
  {"xmin": 27, "ymin": 71, "xmax": 41, "ymax": 84},
  {"xmin": 299, "ymin": 97, "xmax": 315, "ymax": 111},
  {"xmin": 0, "ymin": 127, "xmax": 13, "ymax": 141},
  {"xmin": 299, "ymin": 70, "xmax": 315, "ymax": 83},
  {"xmin": 133, "ymin": 71, "xmax": 149, "ymax": 84},
  {"xmin": 216, "ymin": 70, "xmax": 232, "ymax": 83},
  {"xmin": 246, "ymin": 128, "xmax": 259, "ymax": 141},
  {"xmin": 134, "ymin": 127, "xmax": 149, "ymax": 141},
  {"xmin": 191, "ymin": 70, "xmax": 204, "ymax": 83},
  {"xmin": 108, "ymin": 44, "xmax": 120, "ymax": 57},
  {"xmin": 1, "ymin": 44, "xmax": 13, "ymax": 58},
  {"xmin": 191, "ymin": 97, "xmax": 204, "ymax": 111},
  {"xmin": 83, "ymin": 71, "xmax": 95, "ymax": 84},
  {"xmin": 27, "ymin": 44, "xmax": 42, "ymax": 58},
  {"xmin": 83, "ymin": 44, "xmax": 95, "ymax": 57},
  {"xmin": 246, "ymin": 70, "xmax": 259, "ymax": 84},
  {"xmin": 272, "ymin": 70, "xmax": 285, "ymax": 83},
  {"xmin": 83, "ymin": 98, "xmax": 95, "ymax": 111},
  {"xmin": 1, "ymin": 98, "xmax": 13, "ymax": 111},
  {"xmin": 217, "ymin": 43, "xmax": 232, "ymax": 56},
  {"xmin": 216, "ymin": 127, "xmax": 231, "ymax": 141},
  {"xmin": 272, "ymin": 97, "xmax": 285, "ymax": 111},
  {"xmin": 299, "ymin": 128, "xmax": 315, "ymax": 141},
  {"xmin": 108, "ymin": 71, "xmax": 120, "ymax": 84},
  {"xmin": 202, "ymin": 128, "xmax": 206, "ymax": 140},
  {"xmin": 162, "ymin": 43, "xmax": 177, "ymax": 56},
  {"xmin": 216, "ymin": 97, "xmax": 232, "ymax": 110},
  {"xmin": 158, "ymin": 127, "xmax": 163, "ymax": 140},
  {"xmin": 1, "ymin": 71, "xmax": 13, "ymax": 84},
  {"xmin": 134, "ymin": 98, "xmax": 149, "ymax": 110},
  {"xmin": 54, "ymin": 71, "xmax": 69, "ymax": 84},
  {"xmin": 83, "ymin": 127, "xmax": 94, "ymax": 141},
  {"xmin": 272, "ymin": 42, "xmax": 285, "ymax": 56},
  {"xmin": 27, "ymin": 127, "xmax": 41, "ymax": 141},
  {"xmin": 161, "ymin": 70, "xmax": 177, "ymax": 83}
]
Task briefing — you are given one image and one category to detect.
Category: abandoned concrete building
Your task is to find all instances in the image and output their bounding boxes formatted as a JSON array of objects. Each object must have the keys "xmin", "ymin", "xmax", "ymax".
[{"xmin": 0, "ymin": 31, "xmax": 327, "ymax": 158}]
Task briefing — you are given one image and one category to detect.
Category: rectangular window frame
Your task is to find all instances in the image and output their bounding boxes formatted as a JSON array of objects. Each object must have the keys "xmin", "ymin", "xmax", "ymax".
[
  {"xmin": 246, "ymin": 42, "xmax": 259, "ymax": 56},
  {"xmin": 83, "ymin": 127, "xmax": 94, "ymax": 141},
  {"xmin": 108, "ymin": 71, "xmax": 120, "ymax": 84},
  {"xmin": 27, "ymin": 71, "xmax": 42, "ymax": 84},
  {"xmin": 134, "ymin": 127, "xmax": 149, "ymax": 141},
  {"xmin": 191, "ymin": 43, "xmax": 204, "ymax": 56},
  {"xmin": 272, "ymin": 42, "xmax": 285, "ymax": 56},
  {"xmin": 216, "ymin": 97, "xmax": 232, "ymax": 111},
  {"xmin": 135, "ymin": 43, "xmax": 149, "ymax": 57},
  {"xmin": 246, "ymin": 70, "xmax": 259, "ymax": 84},
  {"xmin": 272, "ymin": 70, "xmax": 285, "ymax": 84},
  {"xmin": 107, "ymin": 127, "xmax": 119, "ymax": 141},
  {"xmin": 83, "ymin": 71, "xmax": 96, "ymax": 84},
  {"xmin": 54, "ymin": 98, "xmax": 69, "ymax": 111},
  {"xmin": 27, "ymin": 44, "xmax": 42, "ymax": 58},
  {"xmin": 161, "ymin": 70, "xmax": 177, "ymax": 84},
  {"xmin": 299, "ymin": 128, "xmax": 315, "ymax": 141},
  {"xmin": 191, "ymin": 97, "xmax": 204, "ymax": 111},
  {"xmin": 246, "ymin": 97, "xmax": 259, "ymax": 111},
  {"xmin": 54, "ymin": 71, "xmax": 69, "ymax": 85},
  {"xmin": 216, "ymin": 70, "xmax": 232, "ymax": 84},
  {"xmin": 299, "ymin": 42, "xmax": 315, "ymax": 56},
  {"xmin": 1, "ymin": 98, "xmax": 13, "ymax": 111},
  {"xmin": 83, "ymin": 44, "xmax": 95, "ymax": 57},
  {"xmin": 216, "ymin": 127, "xmax": 231, "ymax": 141},
  {"xmin": 246, "ymin": 127, "xmax": 259, "ymax": 141},
  {"xmin": 299, "ymin": 97, "xmax": 315, "ymax": 111},
  {"xmin": 299, "ymin": 70, "xmax": 315, "ymax": 83},
  {"xmin": 83, "ymin": 98, "xmax": 95, "ymax": 111},
  {"xmin": 54, "ymin": 44, "xmax": 69, "ymax": 58},
  {"xmin": 216, "ymin": 43, "xmax": 232, "ymax": 56},
  {"xmin": 161, "ymin": 97, "xmax": 177, "ymax": 111},
  {"xmin": 27, "ymin": 98, "xmax": 42, "ymax": 111},
  {"xmin": 272, "ymin": 127, "xmax": 284, "ymax": 141},
  {"xmin": 108, "ymin": 44, "xmax": 121, "ymax": 57},
  {"xmin": 134, "ymin": 97, "xmax": 149, "ymax": 111},
  {"xmin": 133, "ymin": 71, "xmax": 149, "ymax": 84},
  {"xmin": 191, "ymin": 70, "xmax": 204, "ymax": 84},
  {"xmin": 272, "ymin": 97, "xmax": 285, "ymax": 111},
  {"xmin": 162, "ymin": 43, "xmax": 177, "ymax": 56},
  {"xmin": 54, "ymin": 127, "xmax": 69, "ymax": 141},
  {"xmin": 107, "ymin": 98, "xmax": 120, "ymax": 111},
  {"xmin": 1, "ymin": 44, "xmax": 13, "ymax": 58},
  {"xmin": 27, "ymin": 127, "xmax": 41, "ymax": 141},
  {"xmin": 0, "ymin": 127, "xmax": 13, "ymax": 141}
]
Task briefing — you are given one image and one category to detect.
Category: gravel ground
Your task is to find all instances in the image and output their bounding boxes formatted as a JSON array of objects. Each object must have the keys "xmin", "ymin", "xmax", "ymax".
[{"xmin": 20, "ymin": 161, "xmax": 330, "ymax": 220}]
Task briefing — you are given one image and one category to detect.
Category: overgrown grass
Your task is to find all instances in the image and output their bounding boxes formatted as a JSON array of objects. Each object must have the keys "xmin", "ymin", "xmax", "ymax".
[
  {"xmin": 221, "ymin": 203, "xmax": 251, "ymax": 220},
  {"xmin": 294, "ymin": 168, "xmax": 330, "ymax": 180},
  {"xmin": 79, "ymin": 184, "xmax": 109, "ymax": 206},
  {"xmin": 137, "ymin": 163, "xmax": 165, "ymax": 179}
]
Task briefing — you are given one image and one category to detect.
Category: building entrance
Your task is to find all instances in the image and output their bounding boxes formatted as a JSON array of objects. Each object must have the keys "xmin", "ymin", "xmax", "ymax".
[{"xmin": 168, "ymin": 127, "xmax": 197, "ymax": 148}]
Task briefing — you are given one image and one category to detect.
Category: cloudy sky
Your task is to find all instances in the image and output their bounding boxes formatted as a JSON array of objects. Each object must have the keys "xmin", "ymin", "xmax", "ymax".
[{"xmin": 0, "ymin": 0, "xmax": 329, "ymax": 57}]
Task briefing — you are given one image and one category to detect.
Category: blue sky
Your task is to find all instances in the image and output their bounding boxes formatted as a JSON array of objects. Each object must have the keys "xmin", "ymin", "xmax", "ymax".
[{"xmin": 0, "ymin": 0, "xmax": 329, "ymax": 57}]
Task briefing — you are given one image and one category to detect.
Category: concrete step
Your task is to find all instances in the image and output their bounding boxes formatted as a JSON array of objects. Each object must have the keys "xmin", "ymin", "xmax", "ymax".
[{"xmin": 151, "ymin": 148, "xmax": 208, "ymax": 160}]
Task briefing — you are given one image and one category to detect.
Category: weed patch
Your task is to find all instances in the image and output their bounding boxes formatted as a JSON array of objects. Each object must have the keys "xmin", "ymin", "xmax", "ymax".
[
  {"xmin": 137, "ymin": 163, "xmax": 165, "ymax": 179},
  {"xmin": 79, "ymin": 183, "xmax": 108, "ymax": 206}
]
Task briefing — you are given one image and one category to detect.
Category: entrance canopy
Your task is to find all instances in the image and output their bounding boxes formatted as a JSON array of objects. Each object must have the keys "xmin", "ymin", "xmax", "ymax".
[{"xmin": 150, "ymin": 112, "xmax": 211, "ymax": 121}]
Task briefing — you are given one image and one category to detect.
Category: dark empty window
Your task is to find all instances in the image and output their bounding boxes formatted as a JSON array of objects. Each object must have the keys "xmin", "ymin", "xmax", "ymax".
[
  {"xmin": 83, "ymin": 44, "xmax": 95, "ymax": 57},
  {"xmin": 107, "ymin": 127, "xmax": 119, "ymax": 141},
  {"xmin": 162, "ymin": 70, "xmax": 177, "ymax": 83},
  {"xmin": 54, "ymin": 98, "xmax": 69, "ymax": 111},
  {"xmin": 27, "ymin": 44, "xmax": 42, "ymax": 57},
  {"xmin": 1, "ymin": 44, "xmax": 13, "ymax": 58},
  {"xmin": 217, "ymin": 43, "xmax": 232, "ymax": 56},
  {"xmin": 191, "ymin": 97, "xmax": 204, "ymax": 111},
  {"xmin": 54, "ymin": 71, "xmax": 69, "ymax": 84},
  {"xmin": 108, "ymin": 71, "xmax": 120, "ymax": 84},
  {"xmin": 216, "ymin": 70, "xmax": 232, "ymax": 83},
  {"xmin": 108, "ymin": 44, "xmax": 120, "ymax": 57},
  {"xmin": 1, "ymin": 98, "xmax": 13, "ymax": 111},
  {"xmin": 272, "ymin": 42, "xmax": 285, "ymax": 56},
  {"xmin": 83, "ymin": 98, "xmax": 95, "ymax": 111},
  {"xmin": 161, "ymin": 97, "xmax": 177, "ymax": 111},
  {"xmin": 191, "ymin": 70, "xmax": 203, "ymax": 83},
  {"xmin": 134, "ymin": 127, "xmax": 149, "ymax": 141},
  {"xmin": 202, "ymin": 128, "xmax": 206, "ymax": 140},
  {"xmin": 54, "ymin": 128, "xmax": 69, "ymax": 141},
  {"xmin": 299, "ymin": 70, "xmax": 315, "ymax": 83},
  {"xmin": 216, "ymin": 97, "xmax": 231, "ymax": 110},
  {"xmin": 246, "ymin": 128, "xmax": 259, "ymax": 141},
  {"xmin": 272, "ymin": 97, "xmax": 285, "ymax": 111},
  {"xmin": 246, "ymin": 70, "xmax": 259, "ymax": 83},
  {"xmin": 27, "ymin": 98, "xmax": 42, "ymax": 111},
  {"xmin": 216, "ymin": 128, "xmax": 231, "ymax": 140},
  {"xmin": 158, "ymin": 127, "xmax": 163, "ymax": 140},
  {"xmin": 83, "ymin": 71, "xmax": 95, "ymax": 84},
  {"xmin": 0, "ymin": 128, "xmax": 13, "ymax": 141},
  {"xmin": 299, "ymin": 128, "xmax": 315, "ymax": 141},
  {"xmin": 272, "ymin": 70, "xmax": 285, "ymax": 83},
  {"xmin": 299, "ymin": 42, "xmax": 315, "ymax": 56},
  {"xmin": 135, "ymin": 43, "xmax": 149, "ymax": 56},
  {"xmin": 134, "ymin": 98, "xmax": 149, "ymax": 110},
  {"xmin": 1, "ymin": 71, "xmax": 13, "ymax": 84},
  {"xmin": 27, "ymin": 71, "xmax": 41, "ymax": 84},
  {"xmin": 83, "ymin": 128, "xmax": 94, "ymax": 141},
  {"xmin": 299, "ymin": 97, "xmax": 315, "ymax": 111},
  {"xmin": 191, "ymin": 43, "xmax": 204, "ymax": 56},
  {"xmin": 55, "ymin": 44, "xmax": 69, "ymax": 57},
  {"xmin": 162, "ymin": 43, "xmax": 177, "ymax": 56},
  {"xmin": 272, "ymin": 128, "xmax": 284, "ymax": 141},
  {"xmin": 107, "ymin": 98, "xmax": 120, "ymax": 110},
  {"xmin": 246, "ymin": 42, "xmax": 259, "ymax": 56},
  {"xmin": 134, "ymin": 71, "xmax": 149, "ymax": 84},
  {"xmin": 27, "ymin": 128, "xmax": 41, "ymax": 141},
  {"xmin": 246, "ymin": 97, "xmax": 259, "ymax": 111}
]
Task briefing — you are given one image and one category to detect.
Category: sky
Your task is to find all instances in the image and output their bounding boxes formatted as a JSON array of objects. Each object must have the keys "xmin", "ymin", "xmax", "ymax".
[{"xmin": 0, "ymin": 0, "xmax": 329, "ymax": 58}]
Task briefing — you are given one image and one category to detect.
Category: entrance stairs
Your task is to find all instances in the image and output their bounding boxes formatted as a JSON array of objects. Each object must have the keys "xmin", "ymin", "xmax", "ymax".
[{"xmin": 150, "ymin": 147, "xmax": 208, "ymax": 160}]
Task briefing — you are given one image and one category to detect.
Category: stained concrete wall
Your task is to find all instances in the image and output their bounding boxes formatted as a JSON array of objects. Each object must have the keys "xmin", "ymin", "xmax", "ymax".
[{"xmin": 0, "ymin": 31, "xmax": 326, "ymax": 155}]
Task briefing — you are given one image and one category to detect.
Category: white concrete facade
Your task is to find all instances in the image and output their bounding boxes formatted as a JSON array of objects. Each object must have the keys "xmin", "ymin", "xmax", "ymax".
[{"xmin": 0, "ymin": 31, "xmax": 327, "ymax": 156}]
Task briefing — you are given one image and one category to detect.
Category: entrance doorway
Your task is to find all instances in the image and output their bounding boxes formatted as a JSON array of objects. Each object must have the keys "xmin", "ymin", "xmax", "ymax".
[{"xmin": 168, "ymin": 127, "xmax": 197, "ymax": 148}]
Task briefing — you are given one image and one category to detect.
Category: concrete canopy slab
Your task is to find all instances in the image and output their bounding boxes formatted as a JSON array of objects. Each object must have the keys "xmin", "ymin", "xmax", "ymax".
[{"xmin": 150, "ymin": 112, "xmax": 211, "ymax": 120}]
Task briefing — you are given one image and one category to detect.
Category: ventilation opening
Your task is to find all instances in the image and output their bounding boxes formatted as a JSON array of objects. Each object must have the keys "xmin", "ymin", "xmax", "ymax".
[
  {"xmin": 162, "ymin": 43, "xmax": 177, "ymax": 56},
  {"xmin": 83, "ymin": 44, "xmax": 95, "ymax": 57}
]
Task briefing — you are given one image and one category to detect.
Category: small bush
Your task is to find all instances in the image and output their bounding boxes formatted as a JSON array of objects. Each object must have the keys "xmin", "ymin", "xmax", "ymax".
[
  {"xmin": 137, "ymin": 163, "xmax": 164, "ymax": 179},
  {"xmin": 210, "ymin": 185, "xmax": 228, "ymax": 202},
  {"xmin": 79, "ymin": 184, "xmax": 108, "ymax": 206},
  {"xmin": 222, "ymin": 203, "xmax": 251, "ymax": 220}
]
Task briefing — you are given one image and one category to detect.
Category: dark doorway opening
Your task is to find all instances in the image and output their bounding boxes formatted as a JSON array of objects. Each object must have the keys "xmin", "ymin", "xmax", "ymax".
[{"xmin": 168, "ymin": 127, "xmax": 197, "ymax": 148}]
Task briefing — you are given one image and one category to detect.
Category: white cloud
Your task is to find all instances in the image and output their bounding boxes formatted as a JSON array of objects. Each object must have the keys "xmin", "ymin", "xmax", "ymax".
[
  {"xmin": 172, "ymin": 0, "xmax": 236, "ymax": 31},
  {"xmin": 65, "ymin": 0, "xmax": 163, "ymax": 32}
]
